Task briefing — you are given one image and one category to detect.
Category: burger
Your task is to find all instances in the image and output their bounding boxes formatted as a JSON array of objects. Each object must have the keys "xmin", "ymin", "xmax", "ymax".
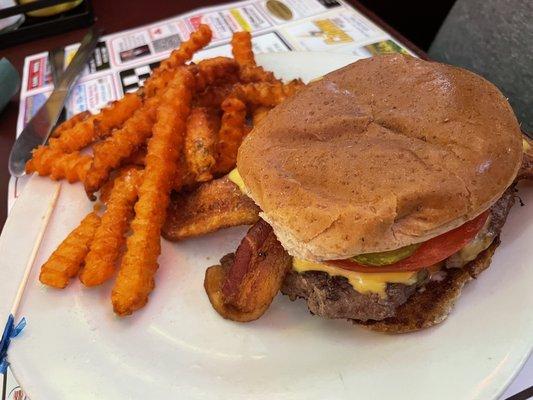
[{"xmin": 202, "ymin": 54, "xmax": 530, "ymax": 332}]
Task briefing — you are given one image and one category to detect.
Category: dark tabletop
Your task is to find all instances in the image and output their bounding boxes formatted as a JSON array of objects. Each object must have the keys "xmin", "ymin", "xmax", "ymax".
[{"xmin": 0, "ymin": 0, "xmax": 421, "ymax": 229}]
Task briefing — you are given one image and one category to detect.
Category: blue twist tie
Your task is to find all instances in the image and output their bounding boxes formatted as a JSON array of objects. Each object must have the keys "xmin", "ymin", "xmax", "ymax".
[{"xmin": 0, "ymin": 314, "xmax": 26, "ymax": 374}]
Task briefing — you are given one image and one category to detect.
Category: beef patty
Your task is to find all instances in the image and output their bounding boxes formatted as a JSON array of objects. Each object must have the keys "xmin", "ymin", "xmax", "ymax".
[{"xmin": 281, "ymin": 187, "xmax": 516, "ymax": 322}]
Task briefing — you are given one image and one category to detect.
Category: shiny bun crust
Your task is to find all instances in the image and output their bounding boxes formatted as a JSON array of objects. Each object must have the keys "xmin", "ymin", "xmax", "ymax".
[{"xmin": 237, "ymin": 55, "xmax": 523, "ymax": 261}]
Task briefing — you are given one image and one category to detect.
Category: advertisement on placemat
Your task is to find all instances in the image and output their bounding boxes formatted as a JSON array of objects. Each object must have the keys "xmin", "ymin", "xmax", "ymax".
[
  {"xmin": 118, "ymin": 61, "xmax": 160, "ymax": 93},
  {"xmin": 279, "ymin": 8, "xmax": 385, "ymax": 51},
  {"xmin": 260, "ymin": 0, "xmax": 331, "ymax": 24},
  {"xmin": 25, "ymin": 54, "xmax": 51, "ymax": 91},
  {"xmin": 364, "ymin": 39, "xmax": 410, "ymax": 55},
  {"xmin": 88, "ymin": 41, "xmax": 111, "ymax": 72},
  {"xmin": 22, "ymin": 91, "xmax": 49, "ymax": 126},
  {"xmin": 66, "ymin": 75, "xmax": 119, "ymax": 116},
  {"xmin": 148, "ymin": 22, "xmax": 182, "ymax": 53}
]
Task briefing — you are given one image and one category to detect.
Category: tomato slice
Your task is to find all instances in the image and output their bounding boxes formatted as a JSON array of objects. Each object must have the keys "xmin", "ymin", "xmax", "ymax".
[{"xmin": 328, "ymin": 211, "xmax": 490, "ymax": 273}]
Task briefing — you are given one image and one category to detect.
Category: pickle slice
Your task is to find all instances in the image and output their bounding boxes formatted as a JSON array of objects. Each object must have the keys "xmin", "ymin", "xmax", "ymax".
[{"xmin": 351, "ymin": 243, "xmax": 421, "ymax": 266}]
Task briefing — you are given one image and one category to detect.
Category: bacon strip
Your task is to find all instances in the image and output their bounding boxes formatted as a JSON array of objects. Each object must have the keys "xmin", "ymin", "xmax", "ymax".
[{"xmin": 204, "ymin": 220, "xmax": 292, "ymax": 322}]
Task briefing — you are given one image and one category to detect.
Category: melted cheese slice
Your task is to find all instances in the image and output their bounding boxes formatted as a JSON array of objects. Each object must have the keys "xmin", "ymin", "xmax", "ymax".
[
  {"xmin": 230, "ymin": 168, "xmax": 419, "ymax": 296},
  {"xmin": 229, "ymin": 168, "xmax": 247, "ymax": 192},
  {"xmin": 293, "ymin": 258, "xmax": 418, "ymax": 297}
]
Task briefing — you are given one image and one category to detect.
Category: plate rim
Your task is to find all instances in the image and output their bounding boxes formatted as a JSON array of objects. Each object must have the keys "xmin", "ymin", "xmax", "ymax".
[{"xmin": 4, "ymin": 51, "xmax": 532, "ymax": 400}]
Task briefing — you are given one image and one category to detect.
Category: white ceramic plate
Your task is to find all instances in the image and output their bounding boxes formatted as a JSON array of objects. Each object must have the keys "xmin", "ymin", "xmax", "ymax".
[{"xmin": 1, "ymin": 52, "xmax": 532, "ymax": 400}]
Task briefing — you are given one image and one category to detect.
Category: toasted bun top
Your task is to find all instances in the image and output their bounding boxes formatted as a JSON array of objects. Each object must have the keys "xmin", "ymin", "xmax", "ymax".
[{"xmin": 237, "ymin": 55, "xmax": 522, "ymax": 261}]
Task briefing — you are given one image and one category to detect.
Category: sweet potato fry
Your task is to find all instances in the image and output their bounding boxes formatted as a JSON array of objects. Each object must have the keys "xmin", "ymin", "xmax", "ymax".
[
  {"xmin": 84, "ymin": 96, "xmax": 158, "ymax": 198},
  {"xmin": 98, "ymin": 175, "xmax": 115, "ymax": 204},
  {"xmin": 231, "ymin": 31, "xmax": 276, "ymax": 83},
  {"xmin": 184, "ymin": 107, "xmax": 219, "ymax": 183},
  {"xmin": 39, "ymin": 212, "xmax": 101, "ymax": 289},
  {"xmin": 143, "ymin": 24, "xmax": 212, "ymax": 97},
  {"xmin": 214, "ymin": 97, "xmax": 250, "ymax": 174},
  {"xmin": 163, "ymin": 176, "xmax": 260, "ymax": 241},
  {"xmin": 194, "ymin": 83, "xmax": 234, "ymax": 108},
  {"xmin": 26, "ymin": 146, "xmax": 91, "ymax": 183},
  {"xmin": 51, "ymin": 111, "xmax": 90, "ymax": 138},
  {"xmin": 161, "ymin": 24, "xmax": 212, "ymax": 70},
  {"xmin": 231, "ymin": 31, "xmax": 255, "ymax": 67},
  {"xmin": 48, "ymin": 93, "xmax": 141, "ymax": 152},
  {"xmin": 97, "ymin": 165, "xmax": 141, "ymax": 204},
  {"xmin": 204, "ymin": 220, "xmax": 292, "ymax": 321},
  {"xmin": 80, "ymin": 168, "xmax": 143, "ymax": 287},
  {"xmin": 239, "ymin": 66, "xmax": 277, "ymax": 83},
  {"xmin": 112, "ymin": 68, "xmax": 194, "ymax": 316},
  {"xmin": 196, "ymin": 57, "xmax": 239, "ymax": 92},
  {"xmin": 233, "ymin": 80, "xmax": 304, "ymax": 107},
  {"xmin": 122, "ymin": 146, "xmax": 147, "ymax": 167}
]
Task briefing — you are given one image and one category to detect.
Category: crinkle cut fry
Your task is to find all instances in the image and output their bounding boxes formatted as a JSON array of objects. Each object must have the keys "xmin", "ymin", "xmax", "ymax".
[
  {"xmin": 230, "ymin": 31, "xmax": 277, "ymax": 83},
  {"xmin": 112, "ymin": 68, "xmax": 195, "ymax": 316},
  {"xmin": 233, "ymin": 80, "xmax": 304, "ymax": 107},
  {"xmin": 84, "ymin": 96, "xmax": 158, "ymax": 198},
  {"xmin": 98, "ymin": 165, "xmax": 141, "ymax": 204},
  {"xmin": 239, "ymin": 65, "xmax": 277, "ymax": 83},
  {"xmin": 184, "ymin": 107, "xmax": 219, "ymax": 183},
  {"xmin": 143, "ymin": 24, "xmax": 212, "ymax": 97},
  {"xmin": 123, "ymin": 146, "xmax": 147, "ymax": 167},
  {"xmin": 231, "ymin": 31, "xmax": 255, "ymax": 67},
  {"xmin": 214, "ymin": 97, "xmax": 249, "ymax": 175},
  {"xmin": 39, "ymin": 212, "xmax": 101, "ymax": 289},
  {"xmin": 80, "ymin": 168, "xmax": 143, "ymax": 287},
  {"xmin": 51, "ymin": 111, "xmax": 90, "ymax": 138},
  {"xmin": 194, "ymin": 83, "xmax": 234, "ymax": 108},
  {"xmin": 48, "ymin": 93, "xmax": 141, "ymax": 152},
  {"xmin": 196, "ymin": 57, "xmax": 239, "ymax": 92},
  {"xmin": 161, "ymin": 24, "xmax": 212, "ymax": 70},
  {"xmin": 26, "ymin": 146, "xmax": 91, "ymax": 183}
]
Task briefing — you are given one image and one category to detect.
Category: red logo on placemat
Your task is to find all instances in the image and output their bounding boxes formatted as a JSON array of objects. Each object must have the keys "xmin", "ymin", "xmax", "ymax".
[
  {"xmin": 27, "ymin": 58, "xmax": 45, "ymax": 91},
  {"xmin": 188, "ymin": 15, "xmax": 203, "ymax": 30}
]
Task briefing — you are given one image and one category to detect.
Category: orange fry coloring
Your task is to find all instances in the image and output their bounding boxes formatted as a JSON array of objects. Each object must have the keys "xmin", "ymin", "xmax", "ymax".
[
  {"xmin": 80, "ymin": 168, "xmax": 143, "ymax": 287},
  {"xmin": 84, "ymin": 96, "xmax": 158, "ymax": 198},
  {"xmin": 214, "ymin": 97, "xmax": 249, "ymax": 174},
  {"xmin": 39, "ymin": 212, "xmax": 101, "ymax": 289},
  {"xmin": 26, "ymin": 146, "xmax": 91, "ymax": 183},
  {"xmin": 112, "ymin": 68, "xmax": 195, "ymax": 316},
  {"xmin": 48, "ymin": 93, "xmax": 141, "ymax": 152}
]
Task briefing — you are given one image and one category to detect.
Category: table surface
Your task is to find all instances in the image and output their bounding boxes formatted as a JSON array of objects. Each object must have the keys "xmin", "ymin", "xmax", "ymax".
[{"xmin": 0, "ymin": 0, "xmax": 422, "ymax": 229}]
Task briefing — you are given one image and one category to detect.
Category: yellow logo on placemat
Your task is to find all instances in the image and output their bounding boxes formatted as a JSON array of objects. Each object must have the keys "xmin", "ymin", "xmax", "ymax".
[
  {"xmin": 266, "ymin": 0, "xmax": 293, "ymax": 20},
  {"xmin": 230, "ymin": 9, "xmax": 251, "ymax": 31},
  {"xmin": 364, "ymin": 39, "xmax": 409, "ymax": 55},
  {"xmin": 313, "ymin": 19, "xmax": 353, "ymax": 44}
]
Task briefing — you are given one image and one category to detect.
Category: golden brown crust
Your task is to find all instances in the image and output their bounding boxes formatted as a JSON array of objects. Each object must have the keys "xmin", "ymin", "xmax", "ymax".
[
  {"xmin": 358, "ymin": 238, "xmax": 500, "ymax": 333},
  {"xmin": 238, "ymin": 55, "xmax": 523, "ymax": 260},
  {"xmin": 162, "ymin": 176, "xmax": 260, "ymax": 241}
]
